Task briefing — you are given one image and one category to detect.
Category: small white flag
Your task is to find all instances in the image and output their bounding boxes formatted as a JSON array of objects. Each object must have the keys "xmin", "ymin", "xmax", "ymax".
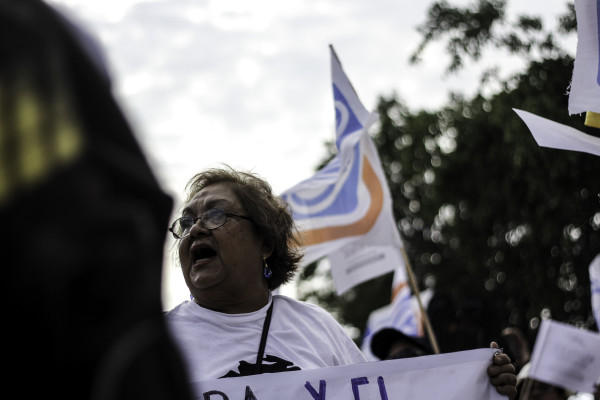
[{"xmin": 527, "ymin": 319, "xmax": 600, "ymax": 393}]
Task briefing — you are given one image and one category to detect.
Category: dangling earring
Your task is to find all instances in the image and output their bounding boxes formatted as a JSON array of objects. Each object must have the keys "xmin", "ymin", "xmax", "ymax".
[{"xmin": 263, "ymin": 256, "xmax": 272, "ymax": 279}]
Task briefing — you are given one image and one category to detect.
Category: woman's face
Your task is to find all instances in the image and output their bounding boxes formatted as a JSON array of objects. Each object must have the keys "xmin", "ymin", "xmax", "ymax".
[{"xmin": 178, "ymin": 182, "xmax": 270, "ymax": 311}]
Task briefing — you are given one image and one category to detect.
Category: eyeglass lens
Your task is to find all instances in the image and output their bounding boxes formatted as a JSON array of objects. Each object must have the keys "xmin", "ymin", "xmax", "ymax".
[{"xmin": 173, "ymin": 209, "xmax": 227, "ymax": 238}]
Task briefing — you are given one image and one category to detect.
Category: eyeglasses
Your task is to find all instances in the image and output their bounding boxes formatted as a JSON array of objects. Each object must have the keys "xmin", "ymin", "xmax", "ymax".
[{"xmin": 169, "ymin": 208, "xmax": 252, "ymax": 239}]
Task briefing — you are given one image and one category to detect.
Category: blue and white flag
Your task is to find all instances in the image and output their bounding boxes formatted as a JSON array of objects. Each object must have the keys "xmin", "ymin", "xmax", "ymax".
[
  {"xmin": 281, "ymin": 46, "xmax": 405, "ymax": 294},
  {"xmin": 590, "ymin": 254, "xmax": 600, "ymax": 329}
]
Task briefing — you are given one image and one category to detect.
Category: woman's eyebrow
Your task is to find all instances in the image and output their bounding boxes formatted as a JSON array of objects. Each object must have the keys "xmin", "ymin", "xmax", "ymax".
[
  {"xmin": 181, "ymin": 198, "xmax": 232, "ymax": 215},
  {"xmin": 204, "ymin": 198, "xmax": 232, "ymax": 209}
]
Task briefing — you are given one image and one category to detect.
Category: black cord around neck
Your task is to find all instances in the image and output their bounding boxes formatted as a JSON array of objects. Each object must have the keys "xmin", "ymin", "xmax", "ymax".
[{"xmin": 254, "ymin": 300, "xmax": 274, "ymax": 375}]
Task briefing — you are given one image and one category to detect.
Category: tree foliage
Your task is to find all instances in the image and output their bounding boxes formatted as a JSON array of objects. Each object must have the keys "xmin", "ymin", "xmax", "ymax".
[
  {"xmin": 410, "ymin": 0, "xmax": 572, "ymax": 73},
  {"xmin": 297, "ymin": 0, "xmax": 600, "ymax": 354},
  {"xmin": 375, "ymin": 56, "xmax": 600, "ymax": 349}
]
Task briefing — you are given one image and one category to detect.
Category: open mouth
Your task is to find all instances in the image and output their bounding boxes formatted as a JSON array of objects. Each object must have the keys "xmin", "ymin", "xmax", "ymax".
[{"xmin": 191, "ymin": 245, "xmax": 217, "ymax": 265}]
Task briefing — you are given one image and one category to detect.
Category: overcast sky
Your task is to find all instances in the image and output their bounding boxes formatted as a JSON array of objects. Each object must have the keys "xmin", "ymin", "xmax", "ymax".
[{"xmin": 47, "ymin": 0, "xmax": 575, "ymax": 309}]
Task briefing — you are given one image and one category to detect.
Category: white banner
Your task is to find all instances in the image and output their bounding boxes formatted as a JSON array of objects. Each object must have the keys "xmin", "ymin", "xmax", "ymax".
[
  {"xmin": 194, "ymin": 349, "xmax": 503, "ymax": 400},
  {"xmin": 527, "ymin": 319, "xmax": 600, "ymax": 394},
  {"xmin": 281, "ymin": 46, "xmax": 405, "ymax": 294},
  {"xmin": 569, "ymin": 0, "xmax": 600, "ymax": 115}
]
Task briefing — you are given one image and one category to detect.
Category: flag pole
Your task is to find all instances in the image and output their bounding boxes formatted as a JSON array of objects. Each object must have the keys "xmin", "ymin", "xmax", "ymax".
[
  {"xmin": 400, "ymin": 247, "xmax": 441, "ymax": 355},
  {"xmin": 519, "ymin": 378, "xmax": 533, "ymax": 400}
]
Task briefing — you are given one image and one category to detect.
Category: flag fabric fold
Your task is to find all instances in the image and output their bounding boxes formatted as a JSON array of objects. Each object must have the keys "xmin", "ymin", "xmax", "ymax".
[
  {"xmin": 281, "ymin": 46, "xmax": 405, "ymax": 294},
  {"xmin": 513, "ymin": 108, "xmax": 600, "ymax": 157}
]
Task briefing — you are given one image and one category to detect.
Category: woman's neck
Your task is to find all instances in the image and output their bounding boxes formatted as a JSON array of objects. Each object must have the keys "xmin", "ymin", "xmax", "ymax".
[{"xmin": 193, "ymin": 288, "xmax": 270, "ymax": 314}]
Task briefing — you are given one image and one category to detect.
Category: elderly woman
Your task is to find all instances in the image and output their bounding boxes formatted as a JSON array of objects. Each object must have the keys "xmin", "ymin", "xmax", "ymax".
[
  {"xmin": 165, "ymin": 166, "xmax": 517, "ymax": 398},
  {"xmin": 165, "ymin": 166, "xmax": 366, "ymax": 380}
]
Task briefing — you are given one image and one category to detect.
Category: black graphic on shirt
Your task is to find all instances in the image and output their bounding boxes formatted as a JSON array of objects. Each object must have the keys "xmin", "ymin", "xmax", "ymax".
[{"xmin": 220, "ymin": 354, "xmax": 301, "ymax": 378}]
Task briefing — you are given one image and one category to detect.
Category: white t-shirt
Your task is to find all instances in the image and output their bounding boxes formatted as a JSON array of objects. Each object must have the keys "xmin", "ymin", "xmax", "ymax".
[{"xmin": 165, "ymin": 294, "xmax": 367, "ymax": 382}]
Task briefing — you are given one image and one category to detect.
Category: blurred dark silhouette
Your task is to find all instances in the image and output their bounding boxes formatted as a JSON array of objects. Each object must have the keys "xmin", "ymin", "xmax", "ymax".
[
  {"xmin": 426, "ymin": 293, "xmax": 504, "ymax": 354},
  {"xmin": 2, "ymin": 1, "xmax": 192, "ymax": 398},
  {"xmin": 501, "ymin": 327, "xmax": 531, "ymax": 374},
  {"xmin": 370, "ymin": 327, "xmax": 434, "ymax": 360}
]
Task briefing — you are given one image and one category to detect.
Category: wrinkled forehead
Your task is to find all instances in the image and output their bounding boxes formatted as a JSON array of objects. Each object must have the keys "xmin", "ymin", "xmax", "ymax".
[{"xmin": 183, "ymin": 183, "xmax": 243, "ymax": 215}]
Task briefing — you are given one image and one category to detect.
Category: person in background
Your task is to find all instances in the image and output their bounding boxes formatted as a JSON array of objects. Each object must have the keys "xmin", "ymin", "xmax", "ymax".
[
  {"xmin": 3, "ymin": 1, "xmax": 193, "ymax": 399},
  {"xmin": 370, "ymin": 327, "xmax": 434, "ymax": 360},
  {"xmin": 501, "ymin": 327, "xmax": 532, "ymax": 374},
  {"xmin": 165, "ymin": 166, "xmax": 518, "ymax": 399}
]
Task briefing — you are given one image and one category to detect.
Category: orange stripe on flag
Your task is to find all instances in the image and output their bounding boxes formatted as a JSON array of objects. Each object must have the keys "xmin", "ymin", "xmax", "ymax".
[
  {"xmin": 301, "ymin": 155, "xmax": 383, "ymax": 246},
  {"xmin": 391, "ymin": 281, "xmax": 408, "ymax": 302}
]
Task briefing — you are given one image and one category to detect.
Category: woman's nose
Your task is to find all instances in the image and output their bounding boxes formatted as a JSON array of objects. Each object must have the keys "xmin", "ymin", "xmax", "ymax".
[{"xmin": 189, "ymin": 218, "xmax": 209, "ymax": 237}]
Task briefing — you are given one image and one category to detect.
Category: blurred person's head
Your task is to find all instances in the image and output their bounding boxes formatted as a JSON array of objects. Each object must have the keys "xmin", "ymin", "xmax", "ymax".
[{"xmin": 370, "ymin": 328, "xmax": 433, "ymax": 360}]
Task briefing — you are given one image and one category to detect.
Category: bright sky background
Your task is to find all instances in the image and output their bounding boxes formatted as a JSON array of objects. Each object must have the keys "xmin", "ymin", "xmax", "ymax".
[{"xmin": 47, "ymin": 0, "xmax": 575, "ymax": 310}]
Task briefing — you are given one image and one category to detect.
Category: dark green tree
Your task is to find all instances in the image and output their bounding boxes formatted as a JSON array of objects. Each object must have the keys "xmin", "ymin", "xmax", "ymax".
[
  {"xmin": 297, "ymin": 0, "xmax": 600, "ymax": 355},
  {"xmin": 410, "ymin": 0, "xmax": 571, "ymax": 73}
]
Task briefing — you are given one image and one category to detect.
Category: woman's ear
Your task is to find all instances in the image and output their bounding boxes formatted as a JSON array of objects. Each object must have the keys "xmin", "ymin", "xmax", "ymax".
[{"xmin": 261, "ymin": 239, "xmax": 274, "ymax": 259}]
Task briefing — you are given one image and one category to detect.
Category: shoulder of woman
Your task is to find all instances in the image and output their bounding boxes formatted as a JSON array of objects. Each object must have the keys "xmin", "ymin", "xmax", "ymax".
[
  {"xmin": 273, "ymin": 294, "xmax": 338, "ymax": 320},
  {"xmin": 163, "ymin": 300, "xmax": 194, "ymax": 319}
]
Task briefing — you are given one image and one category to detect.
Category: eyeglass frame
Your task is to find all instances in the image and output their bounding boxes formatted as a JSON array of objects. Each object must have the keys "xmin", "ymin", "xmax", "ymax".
[{"xmin": 169, "ymin": 208, "xmax": 252, "ymax": 239}]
